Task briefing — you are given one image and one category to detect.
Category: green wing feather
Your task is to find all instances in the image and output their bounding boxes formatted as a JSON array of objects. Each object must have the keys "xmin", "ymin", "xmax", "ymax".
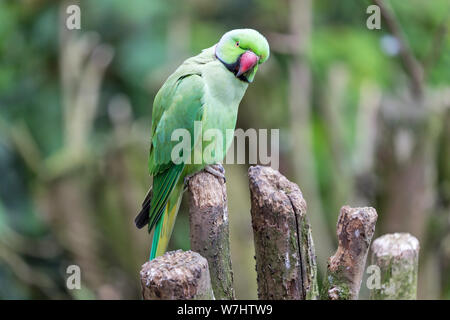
[
  {"xmin": 145, "ymin": 59, "xmax": 210, "ymax": 235},
  {"xmin": 135, "ymin": 48, "xmax": 216, "ymax": 260},
  {"xmin": 149, "ymin": 74, "xmax": 205, "ymax": 173}
]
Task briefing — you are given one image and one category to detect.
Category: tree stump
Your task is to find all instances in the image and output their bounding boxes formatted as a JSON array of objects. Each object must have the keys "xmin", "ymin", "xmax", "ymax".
[
  {"xmin": 188, "ymin": 167, "xmax": 235, "ymax": 299},
  {"xmin": 324, "ymin": 206, "xmax": 378, "ymax": 300},
  {"xmin": 140, "ymin": 250, "xmax": 214, "ymax": 300},
  {"xmin": 248, "ymin": 165, "xmax": 319, "ymax": 300},
  {"xmin": 371, "ymin": 233, "xmax": 419, "ymax": 300}
]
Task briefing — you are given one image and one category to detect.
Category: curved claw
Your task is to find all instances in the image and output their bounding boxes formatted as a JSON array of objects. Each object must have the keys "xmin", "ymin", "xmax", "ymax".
[
  {"xmin": 183, "ymin": 174, "xmax": 193, "ymax": 190},
  {"xmin": 204, "ymin": 164, "xmax": 226, "ymax": 183}
]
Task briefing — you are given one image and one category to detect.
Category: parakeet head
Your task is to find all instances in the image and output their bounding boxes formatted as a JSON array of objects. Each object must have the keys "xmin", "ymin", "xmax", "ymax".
[{"xmin": 215, "ymin": 29, "xmax": 270, "ymax": 83}]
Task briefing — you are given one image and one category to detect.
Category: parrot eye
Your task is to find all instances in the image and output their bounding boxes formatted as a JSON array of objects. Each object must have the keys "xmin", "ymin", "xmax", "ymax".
[{"xmin": 235, "ymin": 41, "xmax": 240, "ymax": 47}]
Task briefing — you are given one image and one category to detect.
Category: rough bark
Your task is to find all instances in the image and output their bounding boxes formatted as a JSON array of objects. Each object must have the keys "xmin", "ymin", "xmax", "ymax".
[
  {"xmin": 140, "ymin": 250, "xmax": 214, "ymax": 300},
  {"xmin": 370, "ymin": 233, "xmax": 419, "ymax": 300},
  {"xmin": 248, "ymin": 165, "xmax": 319, "ymax": 300},
  {"xmin": 324, "ymin": 206, "xmax": 378, "ymax": 300},
  {"xmin": 188, "ymin": 168, "xmax": 235, "ymax": 300}
]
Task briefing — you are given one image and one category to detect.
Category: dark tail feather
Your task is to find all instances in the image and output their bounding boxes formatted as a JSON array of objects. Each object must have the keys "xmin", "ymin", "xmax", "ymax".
[{"xmin": 134, "ymin": 187, "xmax": 153, "ymax": 229}]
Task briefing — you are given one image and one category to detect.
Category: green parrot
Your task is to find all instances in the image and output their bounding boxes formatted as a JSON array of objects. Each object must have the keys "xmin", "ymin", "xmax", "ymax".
[{"xmin": 135, "ymin": 29, "xmax": 270, "ymax": 260}]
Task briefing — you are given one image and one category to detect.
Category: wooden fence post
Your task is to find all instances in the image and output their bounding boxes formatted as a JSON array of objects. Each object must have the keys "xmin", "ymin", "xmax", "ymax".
[
  {"xmin": 248, "ymin": 165, "xmax": 319, "ymax": 300},
  {"xmin": 370, "ymin": 233, "xmax": 419, "ymax": 300},
  {"xmin": 188, "ymin": 167, "xmax": 235, "ymax": 299},
  {"xmin": 324, "ymin": 206, "xmax": 378, "ymax": 300},
  {"xmin": 140, "ymin": 250, "xmax": 214, "ymax": 300}
]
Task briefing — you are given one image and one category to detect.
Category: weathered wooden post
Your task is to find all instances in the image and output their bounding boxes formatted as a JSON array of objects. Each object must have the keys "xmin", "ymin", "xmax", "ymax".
[
  {"xmin": 188, "ymin": 166, "xmax": 235, "ymax": 299},
  {"xmin": 140, "ymin": 250, "xmax": 214, "ymax": 300},
  {"xmin": 324, "ymin": 206, "xmax": 378, "ymax": 300},
  {"xmin": 370, "ymin": 233, "xmax": 419, "ymax": 300},
  {"xmin": 248, "ymin": 165, "xmax": 319, "ymax": 300}
]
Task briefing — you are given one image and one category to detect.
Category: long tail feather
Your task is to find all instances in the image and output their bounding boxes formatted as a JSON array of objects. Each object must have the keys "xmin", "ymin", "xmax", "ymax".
[
  {"xmin": 149, "ymin": 182, "xmax": 184, "ymax": 260},
  {"xmin": 135, "ymin": 188, "xmax": 153, "ymax": 229},
  {"xmin": 150, "ymin": 215, "xmax": 163, "ymax": 260},
  {"xmin": 147, "ymin": 164, "xmax": 184, "ymax": 233}
]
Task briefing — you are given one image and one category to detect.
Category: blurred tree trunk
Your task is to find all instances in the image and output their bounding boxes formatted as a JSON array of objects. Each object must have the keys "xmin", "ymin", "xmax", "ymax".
[
  {"xmin": 374, "ymin": 58, "xmax": 435, "ymax": 301},
  {"xmin": 437, "ymin": 109, "xmax": 450, "ymax": 298},
  {"xmin": 286, "ymin": 0, "xmax": 334, "ymax": 274},
  {"xmin": 37, "ymin": 172, "xmax": 104, "ymax": 291},
  {"xmin": 376, "ymin": 96, "xmax": 431, "ymax": 242},
  {"xmin": 372, "ymin": 0, "xmax": 448, "ymax": 299}
]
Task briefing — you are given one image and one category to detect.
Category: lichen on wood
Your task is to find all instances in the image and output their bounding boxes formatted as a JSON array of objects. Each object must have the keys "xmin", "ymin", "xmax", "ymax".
[
  {"xmin": 324, "ymin": 205, "xmax": 378, "ymax": 300},
  {"xmin": 248, "ymin": 165, "xmax": 319, "ymax": 300},
  {"xmin": 371, "ymin": 233, "xmax": 419, "ymax": 300},
  {"xmin": 140, "ymin": 250, "xmax": 214, "ymax": 300},
  {"xmin": 188, "ymin": 167, "xmax": 235, "ymax": 300}
]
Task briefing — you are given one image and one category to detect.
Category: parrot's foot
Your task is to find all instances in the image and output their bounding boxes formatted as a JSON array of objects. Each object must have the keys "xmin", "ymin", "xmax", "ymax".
[{"xmin": 204, "ymin": 164, "xmax": 226, "ymax": 183}]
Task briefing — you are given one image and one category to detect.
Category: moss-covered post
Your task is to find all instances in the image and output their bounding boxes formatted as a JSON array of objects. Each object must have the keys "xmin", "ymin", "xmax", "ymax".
[
  {"xmin": 370, "ymin": 233, "xmax": 419, "ymax": 300},
  {"xmin": 324, "ymin": 206, "xmax": 378, "ymax": 300},
  {"xmin": 248, "ymin": 166, "xmax": 319, "ymax": 300},
  {"xmin": 140, "ymin": 250, "xmax": 214, "ymax": 300},
  {"xmin": 188, "ymin": 166, "xmax": 235, "ymax": 300}
]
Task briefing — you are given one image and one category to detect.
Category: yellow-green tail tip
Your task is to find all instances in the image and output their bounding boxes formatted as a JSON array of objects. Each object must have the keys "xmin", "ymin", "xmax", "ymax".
[{"xmin": 149, "ymin": 218, "xmax": 162, "ymax": 260}]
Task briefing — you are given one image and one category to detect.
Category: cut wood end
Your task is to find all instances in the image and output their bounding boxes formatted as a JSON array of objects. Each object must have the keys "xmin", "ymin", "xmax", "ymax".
[
  {"xmin": 140, "ymin": 250, "xmax": 212, "ymax": 300},
  {"xmin": 372, "ymin": 233, "xmax": 419, "ymax": 258},
  {"xmin": 337, "ymin": 206, "xmax": 378, "ymax": 242},
  {"xmin": 248, "ymin": 165, "xmax": 307, "ymax": 215},
  {"xmin": 188, "ymin": 170, "xmax": 225, "ymax": 208}
]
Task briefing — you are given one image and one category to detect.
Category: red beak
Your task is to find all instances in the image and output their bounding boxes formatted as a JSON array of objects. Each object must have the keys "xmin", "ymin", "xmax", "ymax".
[{"xmin": 236, "ymin": 51, "xmax": 259, "ymax": 78}]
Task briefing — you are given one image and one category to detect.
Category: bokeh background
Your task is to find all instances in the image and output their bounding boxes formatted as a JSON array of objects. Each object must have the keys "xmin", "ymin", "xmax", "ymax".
[{"xmin": 0, "ymin": 0, "xmax": 449, "ymax": 299}]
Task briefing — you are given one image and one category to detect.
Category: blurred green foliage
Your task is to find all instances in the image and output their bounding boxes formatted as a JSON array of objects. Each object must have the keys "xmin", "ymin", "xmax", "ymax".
[{"xmin": 0, "ymin": 0, "xmax": 449, "ymax": 299}]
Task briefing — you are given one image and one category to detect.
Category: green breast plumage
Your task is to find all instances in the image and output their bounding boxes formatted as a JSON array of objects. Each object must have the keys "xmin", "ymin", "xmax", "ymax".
[{"xmin": 197, "ymin": 58, "xmax": 248, "ymax": 167}]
